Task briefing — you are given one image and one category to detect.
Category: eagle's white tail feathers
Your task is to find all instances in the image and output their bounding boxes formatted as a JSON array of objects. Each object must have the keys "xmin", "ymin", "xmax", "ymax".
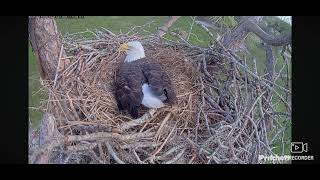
[{"xmin": 141, "ymin": 83, "xmax": 166, "ymax": 108}]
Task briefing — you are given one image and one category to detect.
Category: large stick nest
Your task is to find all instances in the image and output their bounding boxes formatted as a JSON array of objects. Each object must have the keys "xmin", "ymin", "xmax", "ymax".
[{"xmin": 29, "ymin": 27, "xmax": 291, "ymax": 164}]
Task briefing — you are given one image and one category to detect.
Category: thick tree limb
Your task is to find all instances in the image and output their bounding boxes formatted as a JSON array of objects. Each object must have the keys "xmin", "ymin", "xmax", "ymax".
[
  {"xmin": 157, "ymin": 16, "xmax": 181, "ymax": 37},
  {"xmin": 29, "ymin": 16, "xmax": 70, "ymax": 80},
  {"xmin": 245, "ymin": 20, "xmax": 291, "ymax": 46},
  {"xmin": 221, "ymin": 16, "xmax": 291, "ymax": 50}
]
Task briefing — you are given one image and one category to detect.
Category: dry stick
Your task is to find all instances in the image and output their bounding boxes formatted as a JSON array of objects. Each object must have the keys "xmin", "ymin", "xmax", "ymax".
[
  {"xmin": 53, "ymin": 44, "xmax": 64, "ymax": 89},
  {"xmin": 66, "ymin": 91, "xmax": 80, "ymax": 120},
  {"xmin": 233, "ymin": 118, "xmax": 250, "ymax": 144},
  {"xmin": 281, "ymin": 128, "xmax": 285, "ymax": 156},
  {"xmin": 187, "ymin": 16, "xmax": 196, "ymax": 41},
  {"xmin": 195, "ymin": 102, "xmax": 201, "ymax": 144},
  {"xmin": 67, "ymin": 142, "xmax": 98, "ymax": 151},
  {"xmin": 126, "ymin": 20, "xmax": 155, "ymax": 35},
  {"xmin": 155, "ymin": 112, "xmax": 172, "ymax": 142},
  {"xmin": 157, "ymin": 145, "xmax": 184, "ymax": 160},
  {"xmin": 57, "ymin": 54, "xmax": 82, "ymax": 79},
  {"xmin": 101, "ymin": 27, "xmax": 116, "ymax": 37},
  {"xmin": 232, "ymin": 66, "xmax": 240, "ymax": 123},
  {"xmin": 202, "ymin": 54, "xmax": 221, "ymax": 89},
  {"xmin": 133, "ymin": 150, "xmax": 145, "ymax": 164},
  {"xmin": 199, "ymin": 74, "xmax": 212, "ymax": 136},
  {"xmin": 185, "ymin": 138, "xmax": 207, "ymax": 163},
  {"xmin": 121, "ymin": 141, "xmax": 160, "ymax": 150},
  {"xmin": 270, "ymin": 120, "xmax": 290, "ymax": 144},
  {"xmin": 189, "ymin": 32, "xmax": 204, "ymax": 44},
  {"xmin": 282, "ymin": 46, "xmax": 291, "ymax": 101},
  {"xmin": 204, "ymin": 94, "xmax": 222, "ymax": 110},
  {"xmin": 105, "ymin": 142, "xmax": 125, "ymax": 164},
  {"xmin": 89, "ymin": 149, "xmax": 104, "ymax": 164},
  {"xmin": 145, "ymin": 123, "xmax": 177, "ymax": 163},
  {"xmin": 164, "ymin": 148, "xmax": 186, "ymax": 164},
  {"xmin": 245, "ymin": 115, "xmax": 260, "ymax": 161},
  {"xmin": 188, "ymin": 153, "xmax": 197, "ymax": 164},
  {"xmin": 196, "ymin": 20, "xmax": 215, "ymax": 39},
  {"xmin": 262, "ymin": 77, "xmax": 290, "ymax": 94},
  {"xmin": 276, "ymin": 46, "xmax": 289, "ymax": 83},
  {"xmin": 252, "ymin": 58, "xmax": 265, "ymax": 119},
  {"xmin": 170, "ymin": 31, "xmax": 192, "ymax": 46},
  {"xmin": 98, "ymin": 143, "xmax": 106, "ymax": 163},
  {"xmin": 119, "ymin": 109, "xmax": 157, "ymax": 131},
  {"xmin": 247, "ymin": 90, "xmax": 266, "ymax": 117},
  {"xmin": 261, "ymin": 116, "xmax": 269, "ymax": 154},
  {"xmin": 47, "ymin": 88, "xmax": 72, "ymax": 121}
]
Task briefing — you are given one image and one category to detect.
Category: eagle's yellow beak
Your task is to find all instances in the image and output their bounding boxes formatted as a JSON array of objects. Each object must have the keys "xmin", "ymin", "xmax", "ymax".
[{"xmin": 118, "ymin": 43, "xmax": 129, "ymax": 52}]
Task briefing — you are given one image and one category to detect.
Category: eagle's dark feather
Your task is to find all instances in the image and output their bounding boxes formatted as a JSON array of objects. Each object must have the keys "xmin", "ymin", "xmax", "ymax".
[
  {"xmin": 115, "ymin": 57, "xmax": 176, "ymax": 118},
  {"xmin": 141, "ymin": 59, "xmax": 176, "ymax": 105}
]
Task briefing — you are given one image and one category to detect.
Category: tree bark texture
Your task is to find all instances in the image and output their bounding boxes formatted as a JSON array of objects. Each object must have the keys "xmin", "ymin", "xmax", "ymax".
[{"xmin": 29, "ymin": 16, "xmax": 67, "ymax": 81}]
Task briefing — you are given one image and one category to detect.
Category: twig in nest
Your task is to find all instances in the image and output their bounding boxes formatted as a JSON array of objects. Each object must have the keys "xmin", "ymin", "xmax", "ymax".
[
  {"xmin": 133, "ymin": 150, "xmax": 145, "ymax": 164},
  {"xmin": 53, "ymin": 44, "xmax": 64, "ymax": 89},
  {"xmin": 106, "ymin": 141, "xmax": 125, "ymax": 164},
  {"xmin": 144, "ymin": 123, "xmax": 177, "ymax": 163},
  {"xmin": 118, "ymin": 109, "xmax": 157, "ymax": 131},
  {"xmin": 164, "ymin": 148, "xmax": 186, "ymax": 164},
  {"xmin": 156, "ymin": 145, "xmax": 184, "ymax": 160},
  {"xmin": 98, "ymin": 143, "xmax": 107, "ymax": 163},
  {"xmin": 188, "ymin": 152, "xmax": 197, "ymax": 164},
  {"xmin": 67, "ymin": 142, "xmax": 98, "ymax": 151},
  {"xmin": 155, "ymin": 112, "xmax": 172, "ymax": 142}
]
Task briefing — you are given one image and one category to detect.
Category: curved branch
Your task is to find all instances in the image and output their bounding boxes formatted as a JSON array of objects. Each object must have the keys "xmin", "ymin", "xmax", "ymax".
[
  {"xmin": 245, "ymin": 20, "xmax": 291, "ymax": 46},
  {"xmin": 221, "ymin": 16, "xmax": 291, "ymax": 50}
]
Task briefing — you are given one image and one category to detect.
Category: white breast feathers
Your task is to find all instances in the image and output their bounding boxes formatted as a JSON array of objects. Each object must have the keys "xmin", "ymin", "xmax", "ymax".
[{"xmin": 141, "ymin": 83, "xmax": 167, "ymax": 108}]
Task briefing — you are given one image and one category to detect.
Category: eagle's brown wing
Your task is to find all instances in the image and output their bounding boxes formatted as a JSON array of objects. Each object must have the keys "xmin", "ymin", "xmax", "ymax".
[
  {"xmin": 115, "ymin": 61, "xmax": 144, "ymax": 118},
  {"xmin": 141, "ymin": 58, "xmax": 177, "ymax": 105}
]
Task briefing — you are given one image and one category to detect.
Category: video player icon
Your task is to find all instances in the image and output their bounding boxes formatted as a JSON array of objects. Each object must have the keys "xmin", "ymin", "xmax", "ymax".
[{"xmin": 291, "ymin": 142, "xmax": 308, "ymax": 153}]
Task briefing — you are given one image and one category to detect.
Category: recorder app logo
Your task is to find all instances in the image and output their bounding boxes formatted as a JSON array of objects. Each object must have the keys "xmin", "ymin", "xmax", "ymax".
[{"xmin": 291, "ymin": 142, "xmax": 308, "ymax": 153}]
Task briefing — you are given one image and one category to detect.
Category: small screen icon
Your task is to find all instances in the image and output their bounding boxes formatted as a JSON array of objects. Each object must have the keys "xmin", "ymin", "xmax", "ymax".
[{"xmin": 291, "ymin": 142, "xmax": 308, "ymax": 153}]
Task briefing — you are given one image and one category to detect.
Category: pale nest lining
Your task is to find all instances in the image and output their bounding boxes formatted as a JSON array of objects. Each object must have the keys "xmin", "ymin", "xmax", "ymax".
[{"xmin": 30, "ymin": 28, "xmax": 278, "ymax": 164}]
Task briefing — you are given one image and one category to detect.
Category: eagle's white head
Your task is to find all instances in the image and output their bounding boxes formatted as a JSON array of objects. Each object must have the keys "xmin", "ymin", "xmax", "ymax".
[{"xmin": 118, "ymin": 41, "xmax": 146, "ymax": 62}]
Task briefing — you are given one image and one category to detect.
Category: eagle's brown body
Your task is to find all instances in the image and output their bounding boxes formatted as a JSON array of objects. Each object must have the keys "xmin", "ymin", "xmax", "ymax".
[{"xmin": 115, "ymin": 57, "xmax": 176, "ymax": 118}]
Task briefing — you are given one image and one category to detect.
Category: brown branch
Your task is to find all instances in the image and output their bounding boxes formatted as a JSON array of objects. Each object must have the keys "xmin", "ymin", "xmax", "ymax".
[
  {"xmin": 29, "ymin": 16, "xmax": 69, "ymax": 81},
  {"xmin": 157, "ymin": 16, "xmax": 181, "ymax": 37},
  {"xmin": 118, "ymin": 109, "xmax": 157, "ymax": 131},
  {"xmin": 221, "ymin": 16, "xmax": 291, "ymax": 50},
  {"xmin": 245, "ymin": 20, "xmax": 291, "ymax": 46}
]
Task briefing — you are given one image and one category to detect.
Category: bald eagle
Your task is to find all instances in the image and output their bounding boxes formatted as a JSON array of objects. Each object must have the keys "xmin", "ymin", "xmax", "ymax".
[{"xmin": 115, "ymin": 41, "xmax": 177, "ymax": 118}]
